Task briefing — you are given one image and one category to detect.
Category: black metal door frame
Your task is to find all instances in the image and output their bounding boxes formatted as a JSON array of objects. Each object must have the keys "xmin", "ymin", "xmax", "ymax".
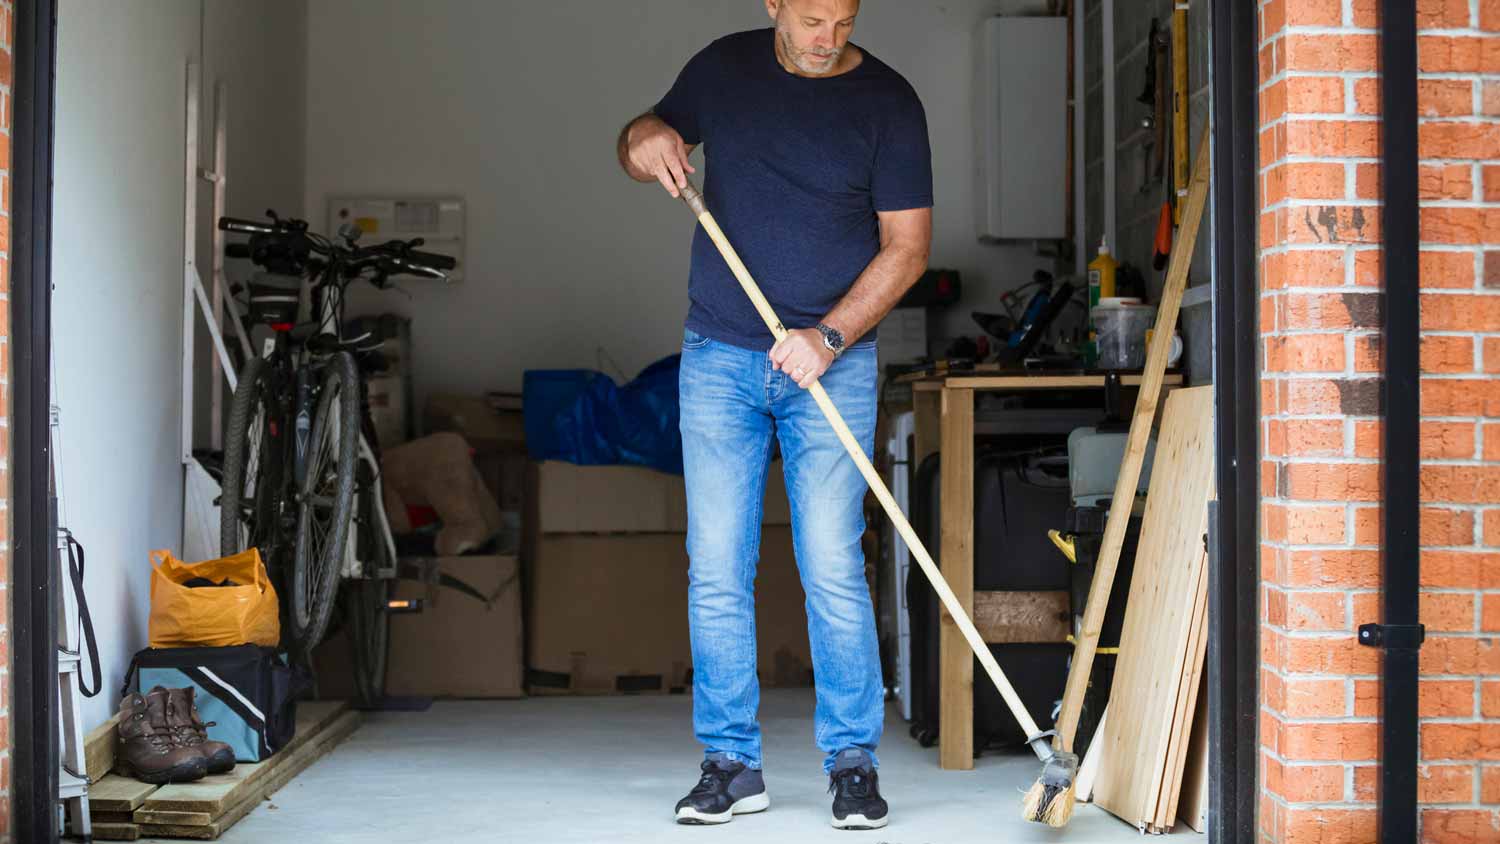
[
  {"xmin": 1208, "ymin": 0, "xmax": 1261, "ymax": 842},
  {"xmin": 11, "ymin": 0, "xmax": 59, "ymax": 841}
]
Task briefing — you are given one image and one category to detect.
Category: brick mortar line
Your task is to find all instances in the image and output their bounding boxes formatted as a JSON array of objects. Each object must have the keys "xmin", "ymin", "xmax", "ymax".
[
  {"xmin": 1262, "ymin": 668, "xmax": 1479, "ymax": 682},
  {"xmin": 1260, "ymin": 113, "xmax": 1382, "ymax": 129},
  {"xmin": 1260, "ymin": 198, "xmax": 1382, "ymax": 211},
  {"xmin": 1261, "ymin": 157, "xmax": 1382, "ymax": 171}
]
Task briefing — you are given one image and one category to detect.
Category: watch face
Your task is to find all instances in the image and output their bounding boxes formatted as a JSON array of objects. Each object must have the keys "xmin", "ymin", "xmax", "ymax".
[{"xmin": 818, "ymin": 323, "xmax": 844, "ymax": 352}]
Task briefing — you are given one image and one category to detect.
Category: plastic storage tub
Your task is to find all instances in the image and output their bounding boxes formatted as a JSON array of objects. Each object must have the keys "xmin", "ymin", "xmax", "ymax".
[{"xmin": 1092, "ymin": 298, "xmax": 1155, "ymax": 370}]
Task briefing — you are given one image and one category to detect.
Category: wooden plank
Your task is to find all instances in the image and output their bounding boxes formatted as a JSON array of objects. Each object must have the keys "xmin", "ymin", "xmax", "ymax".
[
  {"xmin": 938, "ymin": 386, "xmax": 975, "ymax": 771},
  {"xmin": 972, "ymin": 590, "xmax": 1069, "ymax": 644},
  {"xmin": 1179, "ymin": 667, "xmax": 1211, "ymax": 833},
  {"xmin": 86, "ymin": 712, "xmax": 121, "ymax": 782},
  {"xmin": 1093, "ymin": 385, "xmax": 1216, "ymax": 830},
  {"xmin": 90, "ymin": 810, "xmax": 136, "ymax": 824},
  {"xmin": 1153, "ymin": 554, "xmax": 1210, "ymax": 832},
  {"xmin": 1055, "ymin": 131, "xmax": 1212, "ymax": 754},
  {"xmin": 912, "ymin": 387, "xmax": 941, "ymax": 468},
  {"xmin": 138, "ymin": 710, "xmax": 360, "ymax": 839},
  {"xmin": 87, "ymin": 821, "xmax": 140, "ymax": 841},
  {"xmin": 139, "ymin": 700, "xmax": 348, "ymax": 815},
  {"xmin": 88, "ymin": 776, "xmax": 159, "ymax": 813},
  {"xmin": 1075, "ymin": 706, "xmax": 1107, "ymax": 804},
  {"xmin": 134, "ymin": 806, "xmax": 214, "ymax": 826}
]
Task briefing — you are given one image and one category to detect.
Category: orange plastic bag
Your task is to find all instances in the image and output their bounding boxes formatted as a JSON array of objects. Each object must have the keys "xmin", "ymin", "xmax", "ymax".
[{"xmin": 148, "ymin": 548, "xmax": 281, "ymax": 649}]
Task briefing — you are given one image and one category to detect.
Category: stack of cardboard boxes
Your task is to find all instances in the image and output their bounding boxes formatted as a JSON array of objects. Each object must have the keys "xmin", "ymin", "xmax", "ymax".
[
  {"xmin": 523, "ymin": 460, "xmax": 812, "ymax": 694},
  {"xmin": 318, "ymin": 395, "xmax": 824, "ymax": 701}
]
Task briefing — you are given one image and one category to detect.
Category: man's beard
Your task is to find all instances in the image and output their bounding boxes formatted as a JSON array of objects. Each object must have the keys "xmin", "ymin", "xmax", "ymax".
[{"xmin": 777, "ymin": 23, "xmax": 842, "ymax": 74}]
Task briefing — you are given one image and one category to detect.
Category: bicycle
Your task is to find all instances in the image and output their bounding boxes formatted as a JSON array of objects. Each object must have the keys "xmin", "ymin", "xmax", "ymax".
[{"xmin": 216, "ymin": 210, "xmax": 453, "ymax": 703}]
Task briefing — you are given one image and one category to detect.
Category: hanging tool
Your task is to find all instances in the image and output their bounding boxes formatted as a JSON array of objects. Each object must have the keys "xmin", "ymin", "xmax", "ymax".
[
  {"xmin": 1153, "ymin": 105, "xmax": 1175, "ymax": 271},
  {"xmin": 1172, "ymin": 2, "xmax": 1189, "ymax": 224},
  {"xmin": 671, "ymin": 181, "xmax": 1064, "ymax": 774}
]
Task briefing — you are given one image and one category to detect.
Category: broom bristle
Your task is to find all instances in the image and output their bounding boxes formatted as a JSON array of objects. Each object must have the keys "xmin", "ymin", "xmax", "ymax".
[
  {"xmin": 1041, "ymin": 783, "xmax": 1075, "ymax": 828},
  {"xmin": 1021, "ymin": 779, "xmax": 1076, "ymax": 828}
]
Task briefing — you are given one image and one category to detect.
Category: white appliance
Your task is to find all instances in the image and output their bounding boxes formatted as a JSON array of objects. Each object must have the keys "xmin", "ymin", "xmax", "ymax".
[
  {"xmin": 885, "ymin": 411, "xmax": 916, "ymax": 720},
  {"xmin": 973, "ymin": 16, "xmax": 1069, "ymax": 241}
]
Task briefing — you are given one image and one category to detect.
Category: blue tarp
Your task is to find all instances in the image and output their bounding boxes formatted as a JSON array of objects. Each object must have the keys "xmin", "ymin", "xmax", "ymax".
[{"xmin": 522, "ymin": 354, "xmax": 683, "ymax": 475}]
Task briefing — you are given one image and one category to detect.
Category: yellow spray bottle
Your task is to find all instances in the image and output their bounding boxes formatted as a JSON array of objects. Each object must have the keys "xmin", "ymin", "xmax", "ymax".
[{"xmin": 1086, "ymin": 237, "xmax": 1119, "ymax": 365}]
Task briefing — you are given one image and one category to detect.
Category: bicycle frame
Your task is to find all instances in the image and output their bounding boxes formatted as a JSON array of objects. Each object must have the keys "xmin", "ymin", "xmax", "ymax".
[{"xmin": 305, "ymin": 256, "xmax": 399, "ymax": 582}]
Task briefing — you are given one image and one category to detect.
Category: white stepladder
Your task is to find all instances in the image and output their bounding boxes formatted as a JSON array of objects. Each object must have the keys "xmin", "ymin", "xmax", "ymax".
[{"xmin": 53, "ymin": 404, "xmax": 98, "ymax": 839}]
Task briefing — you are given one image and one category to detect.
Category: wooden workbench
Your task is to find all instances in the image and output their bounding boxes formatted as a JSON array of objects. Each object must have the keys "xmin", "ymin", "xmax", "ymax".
[{"xmin": 906, "ymin": 371, "xmax": 1183, "ymax": 771}]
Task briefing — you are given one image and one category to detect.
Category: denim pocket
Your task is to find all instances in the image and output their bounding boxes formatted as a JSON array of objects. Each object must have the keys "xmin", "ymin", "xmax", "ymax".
[{"xmin": 682, "ymin": 328, "xmax": 712, "ymax": 350}]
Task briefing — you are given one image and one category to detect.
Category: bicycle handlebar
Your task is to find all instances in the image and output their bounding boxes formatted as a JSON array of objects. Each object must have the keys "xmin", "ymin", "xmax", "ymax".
[
  {"xmin": 407, "ymin": 249, "xmax": 457, "ymax": 271},
  {"xmin": 220, "ymin": 211, "xmax": 456, "ymax": 282},
  {"xmin": 219, "ymin": 216, "xmax": 277, "ymax": 235}
]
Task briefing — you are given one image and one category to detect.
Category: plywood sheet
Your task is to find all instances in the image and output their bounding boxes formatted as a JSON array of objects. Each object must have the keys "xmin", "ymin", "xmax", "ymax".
[
  {"xmin": 1092, "ymin": 386, "xmax": 1215, "ymax": 830},
  {"xmin": 1179, "ymin": 668, "xmax": 1211, "ymax": 833}
]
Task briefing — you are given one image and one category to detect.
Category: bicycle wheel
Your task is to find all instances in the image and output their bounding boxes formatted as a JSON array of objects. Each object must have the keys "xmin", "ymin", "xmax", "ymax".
[
  {"xmin": 347, "ymin": 576, "xmax": 391, "ymax": 707},
  {"xmin": 221, "ymin": 357, "xmax": 282, "ymax": 559},
  {"xmin": 348, "ymin": 469, "xmax": 391, "ymax": 706},
  {"xmin": 291, "ymin": 352, "xmax": 360, "ymax": 653}
]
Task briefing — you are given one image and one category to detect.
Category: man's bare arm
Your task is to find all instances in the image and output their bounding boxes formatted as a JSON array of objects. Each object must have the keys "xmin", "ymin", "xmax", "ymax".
[
  {"xmin": 617, "ymin": 112, "xmax": 698, "ymax": 197},
  {"xmin": 821, "ymin": 207, "xmax": 933, "ymax": 345}
]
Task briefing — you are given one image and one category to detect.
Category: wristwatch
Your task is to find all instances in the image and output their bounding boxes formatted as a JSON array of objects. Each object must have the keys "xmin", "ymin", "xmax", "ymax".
[{"xmin": 816, "ymin": 323, "xmax": 846, "ymax": 358}]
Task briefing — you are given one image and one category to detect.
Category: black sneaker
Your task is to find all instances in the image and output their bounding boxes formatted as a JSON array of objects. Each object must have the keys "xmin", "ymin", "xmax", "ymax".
[
  {"xmin": 674, "ymin": 754, "xmax": 770, "ymax": 825},
  {"xmin": 828, "ymin": 749, "xmax": 888, "ymax": 830}
]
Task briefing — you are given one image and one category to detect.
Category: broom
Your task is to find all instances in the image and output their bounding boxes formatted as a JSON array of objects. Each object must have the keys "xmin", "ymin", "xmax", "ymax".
[
  {"xmin": 1022, "ymin": 129, "xmax": 1212, "ymax": 827},
  {"xmin": 671, "ymin": 181, "xmax": 1064, "ymax": 774}
]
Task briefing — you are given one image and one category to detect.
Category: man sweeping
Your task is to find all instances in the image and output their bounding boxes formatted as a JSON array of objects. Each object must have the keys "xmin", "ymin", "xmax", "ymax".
[{"xmin": 616, "ymin": 0, "xmax": 932, "ymax": 831}]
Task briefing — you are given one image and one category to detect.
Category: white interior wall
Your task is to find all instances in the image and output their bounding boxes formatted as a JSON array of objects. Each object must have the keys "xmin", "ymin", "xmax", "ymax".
[
  {"xmin": 53, "ymin": 0, "xmax": 307, "ymax": 731},
  {"xmin": 304, "ymin": 0, "xmax": 1057, "ymax": 402}
]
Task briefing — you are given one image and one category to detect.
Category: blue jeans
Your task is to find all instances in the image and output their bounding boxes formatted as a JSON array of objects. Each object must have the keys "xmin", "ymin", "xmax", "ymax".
[{"xmin": 678, "ymin": 327, "xmax": 883, "ymax": 774}]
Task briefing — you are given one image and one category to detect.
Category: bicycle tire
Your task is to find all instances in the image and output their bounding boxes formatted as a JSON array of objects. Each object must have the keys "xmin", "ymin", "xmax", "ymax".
[
  {"xmin": 291, "ymin": 352, "xmax": 360, "ymax": 653},
  {"xmin": 348, "ymin": 464, "xmax": 391, "ymax": 706},
  {"xmin": 221, "ymin": 356, "xmax": 279, "ymax": 559},
  {"xmin": 348, "ymin": 576, "xmax": 391, "ymax": 708}
]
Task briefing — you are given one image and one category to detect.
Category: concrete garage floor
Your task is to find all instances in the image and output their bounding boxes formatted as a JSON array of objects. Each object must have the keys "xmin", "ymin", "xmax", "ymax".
[{"xmin": 161, "ymin": 689, "xmax": 1172, "ymax": 844}]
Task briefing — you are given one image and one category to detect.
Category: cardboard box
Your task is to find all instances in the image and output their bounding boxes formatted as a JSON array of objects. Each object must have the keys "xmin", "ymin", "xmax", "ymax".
[
  {"xmin": 529, "ymin": 460, "xmax": 791, "ymax": 535},
  {"xmin": 315, "ymin": 555, "xmax": 523, "ymax": 699},
  {"xmin": 525, "ymin": 527, "xmax": 814, "ymax": 694},
  {"xmin": 367, "ymin": 375, "xmax": 407, "ymax": 447},
  {"xmin": 425, "ymin": 393, "xmax": 526, "ymax": 453},
  {"xmin": 476, "ymin": 451, "xmax": 528, "ymax": 512}
]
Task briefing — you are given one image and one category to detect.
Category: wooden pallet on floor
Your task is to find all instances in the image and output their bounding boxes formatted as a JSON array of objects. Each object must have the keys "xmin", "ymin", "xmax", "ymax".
[
  {"xmin": 137, "ymin": 709, "xmax": 361, "ymax": 840},
  {"xmin": 79, "ymin": 700, "xmax": 354, "ymax": 841},
  {"xmin": 89, "ymin": 820, "xmax": 142, "ymax": 841}
]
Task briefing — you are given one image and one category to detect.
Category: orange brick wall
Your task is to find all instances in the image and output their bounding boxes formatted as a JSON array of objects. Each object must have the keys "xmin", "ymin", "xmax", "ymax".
[{"xmin": 1259, "ymin": 1, "xmax": 1500, "ymax": 842}]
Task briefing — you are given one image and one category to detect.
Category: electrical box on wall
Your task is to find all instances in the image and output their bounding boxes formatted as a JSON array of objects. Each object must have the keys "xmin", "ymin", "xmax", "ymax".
[
  {"xmin": 328, "ymin": 196, "xmax": 466, "ymax": 281},
  {"xmin": 973, "ymin": 17, "xmax": 1068, "ymax": 242}
]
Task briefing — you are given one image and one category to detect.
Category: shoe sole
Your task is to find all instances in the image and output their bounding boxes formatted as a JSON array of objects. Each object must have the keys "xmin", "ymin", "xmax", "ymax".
[
  {"xmin": 205, "ymin": 749, "xmax": 237, "ymax": 775},
  {"xmin": 831, "ymin": 812, "xmax": 889, "ymax": 830},
  {"xmin": 675, "ymin": 792, "xmax": 771, "ymax": 825},
  {"xmin": 117, "ymin": 758, "xmax": 208, "ymax": 785}
]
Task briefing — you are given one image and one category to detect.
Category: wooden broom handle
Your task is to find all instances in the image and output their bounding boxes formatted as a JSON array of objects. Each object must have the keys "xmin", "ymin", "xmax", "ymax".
[
  {"xmin": 1052, "ymin": 129, "xmax": 1213, "ymax": 753},
  {"xmin": 678, "ymin": 184, "xmax": 1049, "ymax": 752}
]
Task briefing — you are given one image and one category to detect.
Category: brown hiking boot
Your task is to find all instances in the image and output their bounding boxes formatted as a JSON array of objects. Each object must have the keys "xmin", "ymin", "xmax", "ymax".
[
  {"xmin": 115, "ymin": 690, "xmax": 208, "ymax": 784},
  {"xmin": 161, "ymin": 686, "xmax": 236, "ymax": 775}
]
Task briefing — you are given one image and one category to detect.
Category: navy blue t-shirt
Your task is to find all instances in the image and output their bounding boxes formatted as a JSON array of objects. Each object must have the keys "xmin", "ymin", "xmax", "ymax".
[{"xmin": 653, "ymin": 29, "xmax": 933, "ymax": 351}]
